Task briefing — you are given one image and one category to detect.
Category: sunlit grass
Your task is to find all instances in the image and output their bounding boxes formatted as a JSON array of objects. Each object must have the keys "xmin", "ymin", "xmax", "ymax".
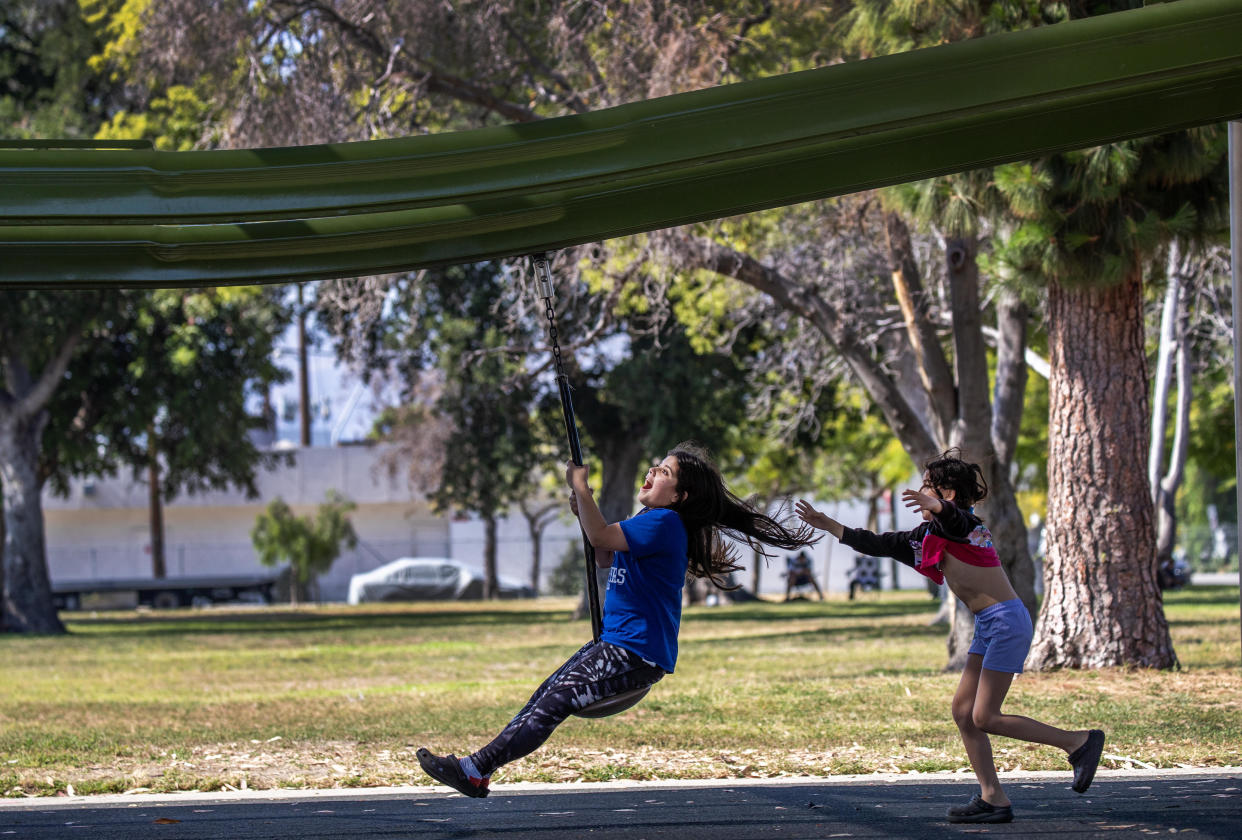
[{"xmin": 1, "ymin": 588, "xmax": 1238, "ymax": 796}]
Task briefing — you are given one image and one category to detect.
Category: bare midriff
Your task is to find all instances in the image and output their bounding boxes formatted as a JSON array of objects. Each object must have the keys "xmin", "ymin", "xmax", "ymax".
[{"xmin": 939, "ymin": 554, "xmax": 1019, "ymax": 614}]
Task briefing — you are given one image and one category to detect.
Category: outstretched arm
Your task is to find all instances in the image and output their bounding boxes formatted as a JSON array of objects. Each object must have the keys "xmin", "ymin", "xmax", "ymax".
[
  {"xmin": 795, "ymin": 500, "xmax": 844, "ymax": 539},
  {"xmin": 801, "ymin": 499, "xmax": 920, "ymax": 568},
  {"xmin": 566, "ymin": 461, "xmax": 630, "ymax": 558}
]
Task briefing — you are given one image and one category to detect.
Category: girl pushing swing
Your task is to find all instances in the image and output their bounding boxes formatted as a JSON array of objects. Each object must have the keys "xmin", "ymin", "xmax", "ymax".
[{"xmin": 796, "ymin": 449, "xmax": 1105, "ymax": 824}]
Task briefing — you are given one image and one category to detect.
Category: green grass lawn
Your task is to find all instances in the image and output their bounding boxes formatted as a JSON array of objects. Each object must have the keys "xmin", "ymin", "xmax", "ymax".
[{"xmin": 1, "ymin": 587, "xmax": 1239, "ymax": 797}]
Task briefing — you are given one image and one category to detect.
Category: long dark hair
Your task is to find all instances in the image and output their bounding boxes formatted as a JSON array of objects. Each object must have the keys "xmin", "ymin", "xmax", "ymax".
[
  {"xmin": 666, "ymin": 442, "xmax": 818, "ymax": 590},
  {"xmin": 924, "ymin": 448, "xmax": 989, "ymax": 508}
]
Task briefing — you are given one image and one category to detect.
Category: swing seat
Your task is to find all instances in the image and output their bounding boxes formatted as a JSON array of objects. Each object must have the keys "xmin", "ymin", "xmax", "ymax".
[{"xmin": 573, "ymin": 684, "xmax": 651, "ymax": 719}]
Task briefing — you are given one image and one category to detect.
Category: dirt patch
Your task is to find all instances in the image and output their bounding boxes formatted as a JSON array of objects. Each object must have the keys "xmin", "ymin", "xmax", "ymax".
[{"xmin": 12, "ymin": 738, "xmax": 1237, "ymax": 798}]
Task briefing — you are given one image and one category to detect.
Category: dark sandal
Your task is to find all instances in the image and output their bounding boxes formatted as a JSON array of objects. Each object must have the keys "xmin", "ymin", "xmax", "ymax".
[
  {"xmin": 416, "ymin": 748, "xmax": 490, "ymax": 798},
  {"xmin": 1069, "ymin": 729, "xmax": 1106, "ymax": 793},
  {"xmin": 947, "ymin": 793, "xmax": 1014, "ymax": 823}
]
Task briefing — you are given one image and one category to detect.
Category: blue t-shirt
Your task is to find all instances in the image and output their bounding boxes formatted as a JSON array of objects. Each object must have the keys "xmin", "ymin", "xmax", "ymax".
[{"xmin": 602, "ymin": 507, "xmax": 689, "ymax": 673}]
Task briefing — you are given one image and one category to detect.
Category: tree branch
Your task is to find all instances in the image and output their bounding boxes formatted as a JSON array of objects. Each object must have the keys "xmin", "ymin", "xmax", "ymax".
[
  {"xmin": 500, "ymin": 15, "xmax": 589, "ymax": 114},
  {"xmin": 981, "ymin": 326, "xmax": 1049, "ymax": 379},
  {"xmin": 398, "ymin": 60, "xmax": 540, "ymax": 123},
  {"xmin": 14, "ymin": 331, "xmax": 83, "ymax": 422},
  {"xmin": 945, "ymin": 235, "xmax": 993, "ymax": 444},
  {"xmin": 885, "ymin": 212, "xmax": 955, "ymax": 442},
  {"xmin": 290, "ymin": 0, "xmax": 540, "ymax": 123},
  {"xmin": 682, "ymin": 237, "xmax": 938, "ymax": 463}
]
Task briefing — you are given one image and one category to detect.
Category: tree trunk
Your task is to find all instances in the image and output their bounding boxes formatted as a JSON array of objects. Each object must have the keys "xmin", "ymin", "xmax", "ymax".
[
  {"xmin": 1155, "ymin": 318, "xmax": 1191, "ymax": 568},
  {"xmin": 935, "ymin": 239, "xmax": 1037, "ymax": 669},
  {"xmin": 298, "ymin": 283, "xmax": 312, "ymax": 448},
  {"xmin": 148, "ymin": 428, "xmax": 166, "ymax": 579},
  {"xmin": 887, "ymin": 211, "xmax": 955, "ymax": 443},
  {"xmin": 1150, "ymin": 248, "xmax": 1192, "ymax": 569},
  {"xmin": 985, "ymin": 463, "xmax": 1036, "ymax": 605},
  {"xmin": 0, "ymin": 411, "xmax": 64, "ymax": 634},
  {"xmin": 0, "ymin": 328, "xmax": 80, "ymax": 633},
  {"xmin": 887, "ymin": 490, "xmax": 900, "ymax": 590},
  {"xmin": 988, "ymin": 291, "xmax": 1039, "ymax": 613},
  {"xmin": 1028, "ymin": 273, "xmax": 1177, "ymax": 669},
  {"xmin": 525, "ymin": 515, "xmax": 544, "ymax": 595},
  {"xmin": 0, "ymin": 476, "xmax": 5, "ymax": 628},
  {"xmin": 597, "ymin": 435, "xmax": 644, "ymax": 525},
  {"xmin": 483, "ymin": 513, "xmax": 498, "ymax": 600},
  {"xmin": 943, "ymin": 236, "xmax": 988, "ymax": 669},
  {"xmin": 991, "ymin": 291, "xmax": 1029, "ymax": 468},
  {"xmin": 520, "ymin": 501, "xmax": 559, "ymax": 596}
]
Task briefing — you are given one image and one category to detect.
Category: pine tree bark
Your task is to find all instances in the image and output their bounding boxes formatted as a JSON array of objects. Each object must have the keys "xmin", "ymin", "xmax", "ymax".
[{"xmin": 1028, "ymin": 273, "xmax": 1177, "ymax": 669}]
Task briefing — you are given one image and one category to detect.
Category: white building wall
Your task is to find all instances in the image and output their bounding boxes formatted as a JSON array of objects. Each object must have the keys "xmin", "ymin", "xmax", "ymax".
[{"xmin": 43, "ymin": 445, "xmax": 450, "ymax": 602}]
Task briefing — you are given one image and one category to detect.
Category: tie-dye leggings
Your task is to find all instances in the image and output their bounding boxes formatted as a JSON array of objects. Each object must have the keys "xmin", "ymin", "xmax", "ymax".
[{"xmin": 469, "ymin": 639, "xmax": 665, "ymax": 777}]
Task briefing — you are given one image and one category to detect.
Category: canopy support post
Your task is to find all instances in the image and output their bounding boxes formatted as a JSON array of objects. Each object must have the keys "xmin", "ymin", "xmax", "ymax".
[{"xmin": 1228, "ymin": 121, "xmax": 1242, "ymax": 662}]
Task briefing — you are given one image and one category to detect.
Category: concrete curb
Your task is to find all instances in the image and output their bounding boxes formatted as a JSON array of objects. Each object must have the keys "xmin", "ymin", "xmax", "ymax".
[{"xmin": 3, "ymin": 766, "xmax": 1238, "ymax": 810}]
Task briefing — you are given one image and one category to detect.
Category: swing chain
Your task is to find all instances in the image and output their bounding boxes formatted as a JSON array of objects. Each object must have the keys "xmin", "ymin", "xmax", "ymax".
[
  {"xmin": 531, "ymin": 253, "xmax": 568, "ymax": 390},
  {"xmin": 529, "ymin": 252, "xmax": 614, "ymax": 653}
]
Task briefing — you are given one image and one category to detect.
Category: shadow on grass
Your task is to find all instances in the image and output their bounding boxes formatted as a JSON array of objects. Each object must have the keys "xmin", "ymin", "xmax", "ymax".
[
  {"xmin": 53, "ymin": 595, "xmax": 945, "ymax": 640},
  {"xmin": 1167, "ymin": 617, "xmax": 1242, "ymax": 631},
  {"xmin": 685, "ymin": 599, "xmax": 940, "ymax": 625},
  {"xmin": 60, "ymin": 606, "xmax": 573, "ymax": 637},
  {"xmin": 1162, "ymin": 586, "xmax": 1241, "ymax": 609},
  {"xmin": 687, "ymin": 620, "xmax": 944, "ymax": 649}
]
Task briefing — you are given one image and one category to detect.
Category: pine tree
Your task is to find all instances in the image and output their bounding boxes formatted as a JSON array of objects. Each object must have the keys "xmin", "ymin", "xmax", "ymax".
[{"xmin": 994, "ymin": 128, "xmax": 1226, "ymax": 668}]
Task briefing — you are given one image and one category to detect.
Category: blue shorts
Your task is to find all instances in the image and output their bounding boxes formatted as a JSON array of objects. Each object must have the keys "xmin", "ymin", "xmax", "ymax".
[{"xmin": 967, "ymin": 598, "xmax": 1033, "ymax": 674}]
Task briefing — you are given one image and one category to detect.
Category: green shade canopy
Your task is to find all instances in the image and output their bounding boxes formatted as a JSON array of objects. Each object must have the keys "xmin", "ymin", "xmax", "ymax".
[{"xmin": 3, "ymin": 0, "xmax": 1242, "ymax": 288}]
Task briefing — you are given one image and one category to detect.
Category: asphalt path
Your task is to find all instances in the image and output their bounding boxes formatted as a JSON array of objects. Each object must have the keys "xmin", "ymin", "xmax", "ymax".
[{"xmin": 1, "ymin": 769, "xmax": 1238, "ymax": 839}]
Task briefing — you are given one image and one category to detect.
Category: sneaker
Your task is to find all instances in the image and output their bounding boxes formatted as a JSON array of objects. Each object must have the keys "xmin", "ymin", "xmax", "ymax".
[
  {"xmin": 1069, "ymin": 729, "xmax": 1106, "ymax": 793},
  {"xmin": 416, "ymin": 748, "xmax": 490, "ymax": 798},
  {"xmin": 946, "ymin": 793, "xmax": 1014, "ymax": 824}
]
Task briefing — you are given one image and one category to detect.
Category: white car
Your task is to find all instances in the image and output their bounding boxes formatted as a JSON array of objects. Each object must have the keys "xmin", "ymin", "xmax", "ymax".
[{"xmin": 347, "ymin": 557, "xmax": 535, "ymax": 604}]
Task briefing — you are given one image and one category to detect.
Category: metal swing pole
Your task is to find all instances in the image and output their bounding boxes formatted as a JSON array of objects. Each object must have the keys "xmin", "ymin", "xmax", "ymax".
[
  {"xmin": 1229, "ymin": 121, "xmax": 1242, "ymax": 662},
  {"xmin": 530, "ymin": 252, "xmax": 604, "ymax": 641}
]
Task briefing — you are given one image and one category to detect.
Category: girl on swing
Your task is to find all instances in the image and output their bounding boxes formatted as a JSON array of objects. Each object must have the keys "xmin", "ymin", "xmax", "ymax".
[{"xmin": 418, "ymin": 441, "xmax": 817, "ymax": 797}]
